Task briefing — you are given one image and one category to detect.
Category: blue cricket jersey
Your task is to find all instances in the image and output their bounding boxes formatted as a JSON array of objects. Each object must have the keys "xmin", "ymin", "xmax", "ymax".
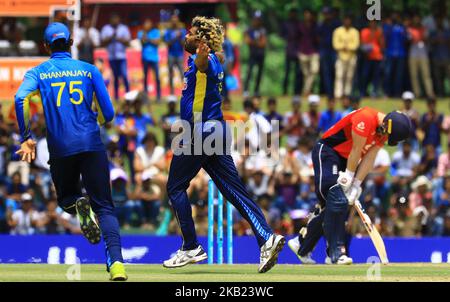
[
  {"xmin": 180, "ymin": 53, "xmax": 224, "ymax": 122},
  {"xmin": 15, "ymin": 51, "xmax": 114, "ymax": 159}
]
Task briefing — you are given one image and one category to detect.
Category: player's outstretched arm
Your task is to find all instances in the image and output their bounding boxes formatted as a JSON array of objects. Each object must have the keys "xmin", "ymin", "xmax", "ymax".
[{"xmin": 92, "ymin": 66, "xmax": 115, "ymax": 125}]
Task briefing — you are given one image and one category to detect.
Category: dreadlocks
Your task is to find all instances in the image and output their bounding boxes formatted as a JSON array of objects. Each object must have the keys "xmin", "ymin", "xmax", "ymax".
[{"xmin": 191, "ymin": 16, "xmax": 224, "ymax": 52}]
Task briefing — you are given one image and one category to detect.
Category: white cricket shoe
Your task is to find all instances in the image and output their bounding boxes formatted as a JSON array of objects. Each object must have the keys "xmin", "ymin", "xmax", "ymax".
[
  {"xmin": 325, "ymin": 255, "xmax": 353, "ymax": 265},
  {"xmin": 258, "ymin": 234, "xmax": 286, "ymax": 273},
  {"xmin": 163, "ymin": 245, "xmax": 208, "ymax": 268},
  {"xmin": 288, "ymin": 237, "xmax": 316, "ymax": 264}
]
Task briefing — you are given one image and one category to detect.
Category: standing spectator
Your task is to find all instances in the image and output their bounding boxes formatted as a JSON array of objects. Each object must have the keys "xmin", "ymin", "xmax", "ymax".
[
  {"xmin": 401, "ymin": 91, "xmax": 420, "ymax": 148},
  {"xmin": 74, "ymin": 18, "xmax": 100, "ymax": 64},
  {"xmin": 101, "ymin": 13, "xmax": 131, "ymax": 100},
  {"xmin": 222, "ymin": 28, "xmax": 235, "ymax": 98},
  {"xmin": 243, "ymin": 12, "xmax": 267, "ymax": 97},
  {"xmin": 34, "ymin": 200, "xmax": 64, "ymax": 234},
  {"xmin": 407, "ymin": 13, "xmax": 434, "ymax": 98},
  {"xmin": 138, "ymin": 18, "xmax": 161, "ymax": 102},
  {"xmin": 164, "ymin": 14, "xmax": 186, "ymax": 96},
  {"xmin": 318, "ymin": 97, "xmax": 343, "ymax": 133},
  {"xmin": 429, "ymin": 16, "xmax": 450, "ymax": 97},
  {"xmin": 160, "ymin": 96, "xmax": 181, "ymax": 150},
  {"xmin": 360, "ymin": 20, "xmax": 384, "ymax": 97},
  {"xmin": 332, "ymin": 14, "xmax": 360, "ymax": 99},
  {"xmin": 383, "ymin": 12, "xmax": 408, "ymax": 97},
  {"xmin": 420, "ymin": 98, "xmax": 443, "ymax": 150},
  {"xmin": 281, "ymin": 8, "xmax": 302, "ymax": 96},
  {"xmin": 317, "ymin": 6, "xmax": 340, "ymax": 98},
  {"xmin": 298, "ymin": 9, "xmax": 319, "ymax": 96}
]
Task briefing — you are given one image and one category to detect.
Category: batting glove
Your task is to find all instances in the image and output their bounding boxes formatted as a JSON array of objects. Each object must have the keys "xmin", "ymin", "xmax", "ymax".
[{"xmin": 337, "ymin": 169, "xmax": 354, "ymax": 193}]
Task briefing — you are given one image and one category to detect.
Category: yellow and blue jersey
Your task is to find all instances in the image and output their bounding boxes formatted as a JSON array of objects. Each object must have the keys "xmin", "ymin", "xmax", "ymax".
[
  {"xmin": 15, "ymin": 51, "xmax": 114, "ymax": 159},
  {"xmin": 180, "ymin": 53, "xmax": 224, "ymax": 122}
]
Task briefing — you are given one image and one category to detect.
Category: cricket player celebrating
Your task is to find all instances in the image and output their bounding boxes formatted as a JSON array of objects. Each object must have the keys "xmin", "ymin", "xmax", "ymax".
[
  {"xmin": 14, "ymin": 23, "xmax": 127, "ymax": 280},
  {"xmin": 163, "ymin": 16, "xmax": 285, "ymax": 273},
  {"xmin": 288, "ymin": 107, "xmax": 412, "ymax": 264}
]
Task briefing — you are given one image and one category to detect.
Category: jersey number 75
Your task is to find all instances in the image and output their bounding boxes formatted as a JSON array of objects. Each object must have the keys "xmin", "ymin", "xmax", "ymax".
[{"xmin": 51, "ymin": 81, "xmax": 84, "ymax": 107}]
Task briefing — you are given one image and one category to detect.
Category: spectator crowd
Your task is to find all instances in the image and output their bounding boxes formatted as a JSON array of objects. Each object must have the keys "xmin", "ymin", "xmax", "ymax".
[{"xmin": 0, "ymin": 7, "xmax": 449, "ymax": 239}]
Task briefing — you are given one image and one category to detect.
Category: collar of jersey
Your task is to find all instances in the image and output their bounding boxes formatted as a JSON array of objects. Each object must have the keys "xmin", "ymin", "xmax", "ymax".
[{"xmin": 50, "ymin": 51, "xmax": 72, "ymax": 59}]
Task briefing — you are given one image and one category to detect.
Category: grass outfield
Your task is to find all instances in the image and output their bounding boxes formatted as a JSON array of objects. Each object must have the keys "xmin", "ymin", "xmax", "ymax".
[{"xmin": 0, "ymin": 263, "xmax": 449, "ymax": 282}]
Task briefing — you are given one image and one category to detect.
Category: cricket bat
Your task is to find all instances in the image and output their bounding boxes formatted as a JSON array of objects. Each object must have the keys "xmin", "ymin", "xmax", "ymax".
[{"xmin": 354, "ymin": 200, "xmax": 389, "ymax": 264}]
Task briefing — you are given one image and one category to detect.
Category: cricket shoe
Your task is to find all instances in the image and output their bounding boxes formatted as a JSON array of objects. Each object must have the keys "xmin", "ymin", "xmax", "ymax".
[
  {"xmin": 110, "ymin": 261, "xmax": 128, "ymax": 281},
  {"xmin": 163, "ymin": 245, "xmax": 208, "ymax": 268},
  {"xmin": 258, "ymin": 234, "xmax": 286, "ymax": 273},
  {"xmin": 325, "ymin": 255, "xmax": 353, "ymax": 265},
  {"xmin": 287, "ymin": 237, "xmax": 316, "ymax": 264},
  {"xmin": 76, "ymin": 197, "xmax": 101, "ymax": 244}
]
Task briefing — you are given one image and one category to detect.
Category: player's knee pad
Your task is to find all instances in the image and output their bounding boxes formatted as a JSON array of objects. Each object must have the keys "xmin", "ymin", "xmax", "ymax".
[{"xmin": 325, "ymin": 184, "xmax": 348, "ymax": 213}]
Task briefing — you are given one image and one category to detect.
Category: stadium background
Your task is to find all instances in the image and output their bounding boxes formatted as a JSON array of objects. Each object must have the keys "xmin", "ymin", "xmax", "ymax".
[{"xmin": 0, "ymin": 0, "xmax": 449, "ymax": 265}]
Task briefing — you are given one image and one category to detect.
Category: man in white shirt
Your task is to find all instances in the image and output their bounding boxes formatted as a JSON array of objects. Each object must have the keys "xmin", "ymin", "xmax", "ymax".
[{"xmin": 7, "ymin": 193, "xmax": 39, "ymax": 235}]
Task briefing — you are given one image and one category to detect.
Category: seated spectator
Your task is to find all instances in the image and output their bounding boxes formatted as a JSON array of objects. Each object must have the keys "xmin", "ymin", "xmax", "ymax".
[
  {"xmin": 391, "ymin": 196, "xmax": 420, "ymax": 237},
  {"xmin": 293, "ymin": 138, "xmax": 313, "ymax": 182},
  {"xmin": 364, "ymin": 147, "xmax": 391, "ymax": 213},
  {"xmin": 283, "ymin": 96, "xmax": 305, "ymax": 148},
  {"xmin": 133, "ymin": 94, "xmax": 154, "ymax": 146},
  {"xmin": 134, "ymin": 133, "xmax": 165, "ymax": 183},
  {"xmin": 34, "ymin": 200, "xmax": 65, "ymax": 234},
  {"xmin": 110, "ymin": 168, "xmax": 138, "ymax": 228},
  {"xmin": 437, "ymin": 142, "xmax": 450, "ymax": 177},
  {"xmin": 391, "ymin": 140, "xmax": 420, "ymax": 180},
  {"xmin": 6, "ymin": 193, "xmax": 38, "ymax": 235},
  {"xmin": 409, "ymin": 175, "xmax": 433, "ymax": 212},
  {"xmin": 274, "ymin": 155, "xmax": 301, "ymax": 214},
  {"xmin": 318, "ymin": 97, "xmax": 342, "ymax": 133},
  {"xmin": 418, "ymin": 144, "xmax": 438, "ymax": 177},
  {"xmin": 132, "ymin": 170, "xmax": 162, "ymax": 230},
  {"xmin": 247, "ymin": 170, "xmax": 273, "ymax": 201},
  {"xmin": 303, "ymin": 94, "xmax": 321, "ymax": 140},
  {"xmin": 264, "ymin": 97, "xmax": 284, "ymax": 132},
  {"xmin": 443, "ymin": 209, "xmax": 450, "ymax": 236},
  {"xmin": 160, "ymin": 97, "xmax": 181, "ymax": 150},
  {"xmin": 6, "ymin": 171, "xmax": 28, "ymax": 202}
]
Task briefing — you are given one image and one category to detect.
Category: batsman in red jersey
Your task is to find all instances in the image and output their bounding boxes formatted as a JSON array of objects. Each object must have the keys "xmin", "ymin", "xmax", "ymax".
[{"xmin": 288, "ymin": 107, "xmax": 413, "ymax": 264}]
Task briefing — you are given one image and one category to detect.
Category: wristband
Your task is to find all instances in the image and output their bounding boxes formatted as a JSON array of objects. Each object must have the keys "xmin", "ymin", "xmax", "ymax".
[
  {"xmin": 345, "ymin": 169, "xmax": 355, "ymax": 178},
  {"xmin": 353, "ymin": 178, "xmax": 362, "ymax": 188}
]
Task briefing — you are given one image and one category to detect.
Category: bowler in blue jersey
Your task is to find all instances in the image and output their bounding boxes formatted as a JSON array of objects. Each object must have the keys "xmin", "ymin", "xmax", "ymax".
[
  {"xmin": 163, "ymin": 16, "xmax": 285, "ymax": 273},
  {"xmin": 14, "ymin": 22, "xmax": 127, "ymax": 281}
]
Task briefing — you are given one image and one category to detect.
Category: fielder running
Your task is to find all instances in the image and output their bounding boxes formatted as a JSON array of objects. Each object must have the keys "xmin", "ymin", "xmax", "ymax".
[
  {"xmin": 288, "ymin": 107, "xmax": 412, "ymax": 264},
  {"xmin": 14, "ymin": 23, "xmax": 127, "ymax": 280},
  {"xmin": 163, "ymin": 16, "xmax": 285, "ymax": 273}
]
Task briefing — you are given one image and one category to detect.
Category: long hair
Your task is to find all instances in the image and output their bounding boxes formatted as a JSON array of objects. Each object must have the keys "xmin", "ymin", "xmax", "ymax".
[{"xmin": 191, "ymin": 16, "xmax": 224, "ymax": 52}]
